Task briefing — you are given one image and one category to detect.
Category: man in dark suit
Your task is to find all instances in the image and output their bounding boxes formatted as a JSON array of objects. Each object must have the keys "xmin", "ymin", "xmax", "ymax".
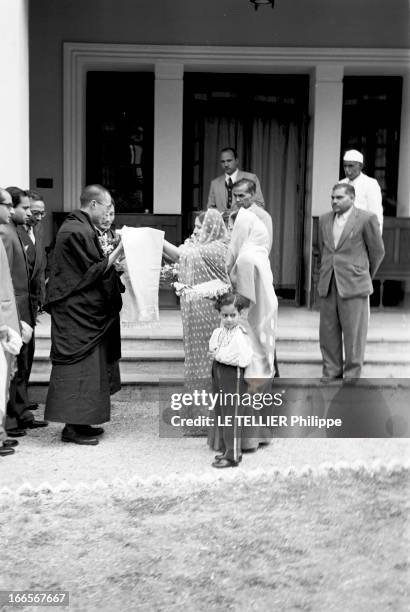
[
  {"xmin": 0, "ymin": 187, "xmax": 48, "ymax": 433},
  {"xmin": 318, "ymin": 182, "xmax": 385, "ymax": 380},
  {"xmin": 26, "ymin": 189, "xmax": 47, "ymax": 312},
  {"xmin": 207, "ymin": 147, "xmax": 264, "ymax": 215},
  {"xmin": 16, "ymin": 190, "xmax": 47, "ymax": 412}
]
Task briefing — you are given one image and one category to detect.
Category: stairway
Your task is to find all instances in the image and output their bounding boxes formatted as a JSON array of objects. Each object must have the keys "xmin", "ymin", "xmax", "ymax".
[{"xmin": 31, "ymin": 306, "xmax": 410, "ymax": 385}]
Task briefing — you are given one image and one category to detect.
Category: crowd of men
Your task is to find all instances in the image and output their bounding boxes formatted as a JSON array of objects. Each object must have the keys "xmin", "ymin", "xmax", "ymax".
[
  {"xmin": 0, "ymin": 147, "xmax": 385, "ymax": 456},
  {"xmin": 0, "ymin": 187, "xmax": 48, "ymax": 456},
  {"xmin": 0, "ymin": 185, "xmax": 125, "ymax": 455}
]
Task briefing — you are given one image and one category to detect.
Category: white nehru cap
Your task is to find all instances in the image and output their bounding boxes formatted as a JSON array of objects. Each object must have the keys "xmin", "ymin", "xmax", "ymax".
[{"xmin": 343, "ymin": 149, "xmax": 364, "ymax": 164}]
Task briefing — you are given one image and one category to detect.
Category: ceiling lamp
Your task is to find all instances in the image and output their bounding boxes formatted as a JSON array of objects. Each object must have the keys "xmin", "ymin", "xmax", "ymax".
[{"xmin": 250, "ymin": 0, "xmax": 275, "ymax": 10}]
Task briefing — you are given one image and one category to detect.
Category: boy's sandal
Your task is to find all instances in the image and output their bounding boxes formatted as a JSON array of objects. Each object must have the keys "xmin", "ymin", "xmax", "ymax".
[
  {"xmin": 214, "ymin": 454, "xmax": 242, "ymax": 462},
  {"xmin": 212, "ymin": 458, "xmax": 240, "ymax": 468}
]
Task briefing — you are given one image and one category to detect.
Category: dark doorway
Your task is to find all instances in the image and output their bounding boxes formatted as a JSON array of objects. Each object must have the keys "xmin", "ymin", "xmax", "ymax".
[
  {"xmin": 86, "ymin": 71, "xmax": 154, "ymax": 213},
  {"xmin": 183, "ymin": 74, "xmax": 309, "ymax": 303},
  {"xmin": 341, "ymin": 76, "xmax": 402, "ymax": 217}
]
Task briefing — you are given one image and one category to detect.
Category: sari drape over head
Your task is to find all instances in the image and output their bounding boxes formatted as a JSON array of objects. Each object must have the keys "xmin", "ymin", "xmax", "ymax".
[{"xmin": 179, "ymin": 209, "xmax": 230, "ymax": 381}]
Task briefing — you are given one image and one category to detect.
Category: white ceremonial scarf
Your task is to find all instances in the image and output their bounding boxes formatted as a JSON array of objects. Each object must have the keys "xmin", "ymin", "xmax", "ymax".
[{"xmin": 120, "ymin": 226, "xmax": 164, "ymax": 326}]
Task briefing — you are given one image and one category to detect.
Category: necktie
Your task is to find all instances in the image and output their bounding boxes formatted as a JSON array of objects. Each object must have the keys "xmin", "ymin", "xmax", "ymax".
[
  {"xmin": 226, "ymin": 177, "xmax": 233, "ymax": 209},
  {"xmin": 28, "ymin": 227, "xmax": 35, "ymax": 245}
]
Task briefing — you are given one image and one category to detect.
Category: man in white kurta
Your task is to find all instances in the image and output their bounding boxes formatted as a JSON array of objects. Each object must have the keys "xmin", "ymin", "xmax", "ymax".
[{"xmin": 340, "ymin": 149, "xmax": 383, "ymax": 233}]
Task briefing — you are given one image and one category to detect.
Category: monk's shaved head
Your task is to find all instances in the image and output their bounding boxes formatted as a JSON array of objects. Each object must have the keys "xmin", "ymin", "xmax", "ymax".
[
  {"xmin": 80, "ymin": 184, "xmax": 110, "ymax": 208},
  {"xmin": 79, "ymin": 184, "xmax": 112, "ymax": 227}
]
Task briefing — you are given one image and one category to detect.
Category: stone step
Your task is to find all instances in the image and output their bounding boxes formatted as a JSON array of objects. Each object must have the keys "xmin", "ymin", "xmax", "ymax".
[
  {"xmin": 30, "ymin": 348, "xmax": 410, "ymax": 380},
  {"xmin": 34, "ymin": 336, "xmax": 184, "ymax": 353},
  {"xmin": 29, "ymin": 363, "xmax": 410, "ymax": 387},
  {"xmin": 29, "ymin": 308, "xmax": 410, "ymax": 387},
  {"xmin": 32, "ymin": 346, "xmax": 410, "ymax": 364},
  {"xmin": 34, "ymin": 335, "xmax": 410, "ymax": 355}
]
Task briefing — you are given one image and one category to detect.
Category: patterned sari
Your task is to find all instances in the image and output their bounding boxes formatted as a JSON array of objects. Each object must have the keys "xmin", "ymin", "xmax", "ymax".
[{"xmin": 179, "ymin": 209, "xmax": 230, "ymax": 382}]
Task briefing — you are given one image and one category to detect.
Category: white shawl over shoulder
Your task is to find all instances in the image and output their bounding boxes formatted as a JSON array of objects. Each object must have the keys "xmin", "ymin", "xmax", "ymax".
[{"xmin": 228, "ymin": 208, "xmax": 278, "ymax": 379}]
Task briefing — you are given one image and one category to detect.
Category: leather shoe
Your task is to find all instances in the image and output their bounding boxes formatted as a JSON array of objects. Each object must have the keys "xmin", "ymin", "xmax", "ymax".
[
  {"xmin": 3, "ymin": 439, "xmax": 19, "ymax": 447},
  {"xmin": 25, "ymin": 420, "xmax": 49, "ymax": 429},
  {"xmin": 0, "ymin": 446, "xmax": 15, "ymax": 457},
  {"xmin": 212, "ymin": 458, "xmax": 240, "ymax": 468},
  {"xmin": 61, "ymin": 427, "xmax": 99, "ymax": 446},
  {"xmin": 75, "ymin": 425, "xmax": 104, "ymax": 437},
  {"xmin": 215, "ymin": 454, "xmax": 242, "ymax": 462},
  {"xmin": 6, "ymin": 428, "xmax": 27, "ymax": 437}
]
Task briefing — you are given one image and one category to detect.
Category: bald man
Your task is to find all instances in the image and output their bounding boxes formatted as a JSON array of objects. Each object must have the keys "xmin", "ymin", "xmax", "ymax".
[{"xmin": 44, "ymin": 185, "xmax": 124, "ymax": 445}]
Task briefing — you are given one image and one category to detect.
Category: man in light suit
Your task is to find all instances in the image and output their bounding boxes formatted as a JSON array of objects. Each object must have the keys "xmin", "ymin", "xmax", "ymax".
[
  {"xmin": 318, "ymin": 183, "xmax": 385, "ymax": 380},
  {"xmin": 340, "ymin": 149, "xmax": 383, "ymax": 232},
  {"xmin": 207, "ymin": 147, "xmax": 264, "ymax": 216}
]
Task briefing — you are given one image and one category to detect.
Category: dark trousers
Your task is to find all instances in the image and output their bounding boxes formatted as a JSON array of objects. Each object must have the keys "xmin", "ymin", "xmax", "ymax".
[
  {"xmin": 212, "ymin": 361, "xmax": 246, "ymax": 462},
  {"xmin": 319, "ymin": 275, "xmax": 369, "ymax": 379},
  {"xmin": 6, "ymin": 338, "xmax": 35, "ymax": 429}
]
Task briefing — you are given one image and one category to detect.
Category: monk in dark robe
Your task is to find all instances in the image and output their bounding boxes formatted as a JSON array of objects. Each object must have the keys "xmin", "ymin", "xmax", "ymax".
[{"xmin": 44, "ymin": 185, "xmax": 124, "ymax": 445}]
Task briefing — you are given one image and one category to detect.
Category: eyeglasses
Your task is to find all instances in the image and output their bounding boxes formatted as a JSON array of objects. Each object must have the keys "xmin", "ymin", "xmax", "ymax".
[{"xmin": 31, "ymin": 211, "xmax": 47, "ymax": 217}]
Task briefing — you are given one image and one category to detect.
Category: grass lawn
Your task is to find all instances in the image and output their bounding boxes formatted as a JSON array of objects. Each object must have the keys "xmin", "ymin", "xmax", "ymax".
[{"xmin": 1, "ymin": 469, "xmax": 409, "ymax": 612}]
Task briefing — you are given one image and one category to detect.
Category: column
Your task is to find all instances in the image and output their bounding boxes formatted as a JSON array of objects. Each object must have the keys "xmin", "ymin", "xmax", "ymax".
[
  {"xmin": 310, "ymin": 65, "xmax": 344, "ymax": 216},
  {"xmin": 397, "ymin": 71, "xmax": 410, "ymax": 217},
  {"xmin": 153, "ymin": 62, "xmax": 184, "ymax": 214},
  {"xmin": 0, "ymin": 0, "xmax": 29, "ymax": 187},
  {"xmin": 305, "ymin": 64, "xmax": 344, "ymax": 305},
  {"xmin": 397, "ymin": 72, "xmax": 410, "ymax": 305}
]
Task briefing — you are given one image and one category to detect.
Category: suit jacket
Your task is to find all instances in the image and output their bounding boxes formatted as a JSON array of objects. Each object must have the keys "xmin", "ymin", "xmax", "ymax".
[
  {"xmin": 17, "ymin": 226, "xmax": 44, "ymax": 313},
  {"xmin": 318, "ymin": 207, "xmax": 385, "ymax": 299},
  {"xmin": 340, "ymin": 173, "xmax": 383, "ymax": 231},
  {"xmin": 207, "ymin": 170, "xmax": 264, "ymax": 212},
  {"xmin": 0, "ymin": 222, "xmax": 35, "ymax": 326}
]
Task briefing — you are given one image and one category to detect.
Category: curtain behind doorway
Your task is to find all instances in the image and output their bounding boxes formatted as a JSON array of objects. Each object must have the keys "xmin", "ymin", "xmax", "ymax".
[{"xmin": 200, "ymin": 104, "xmax": 304, "ymax": 289}]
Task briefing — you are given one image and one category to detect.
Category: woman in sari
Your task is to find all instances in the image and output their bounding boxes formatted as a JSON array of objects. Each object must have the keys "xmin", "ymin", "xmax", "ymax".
[{"xmin": 163, "ymin": 209, "xmax": 230, "ymax": 382}]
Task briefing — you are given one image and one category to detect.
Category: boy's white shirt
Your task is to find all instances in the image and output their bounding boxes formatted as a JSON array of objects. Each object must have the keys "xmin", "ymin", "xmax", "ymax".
[{"xmin": 209, "ymin": 325, "xmax": 253, "ymax": 368}]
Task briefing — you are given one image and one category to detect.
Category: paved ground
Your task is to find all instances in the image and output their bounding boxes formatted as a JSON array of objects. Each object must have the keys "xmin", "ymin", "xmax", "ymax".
[
  {"xmin": 1, "ymin": 399, "xmax": 409, "ymax": 490},
  {"xmin": 5, "ymin": 305, "xmax": 409, "ymax": 490}
]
